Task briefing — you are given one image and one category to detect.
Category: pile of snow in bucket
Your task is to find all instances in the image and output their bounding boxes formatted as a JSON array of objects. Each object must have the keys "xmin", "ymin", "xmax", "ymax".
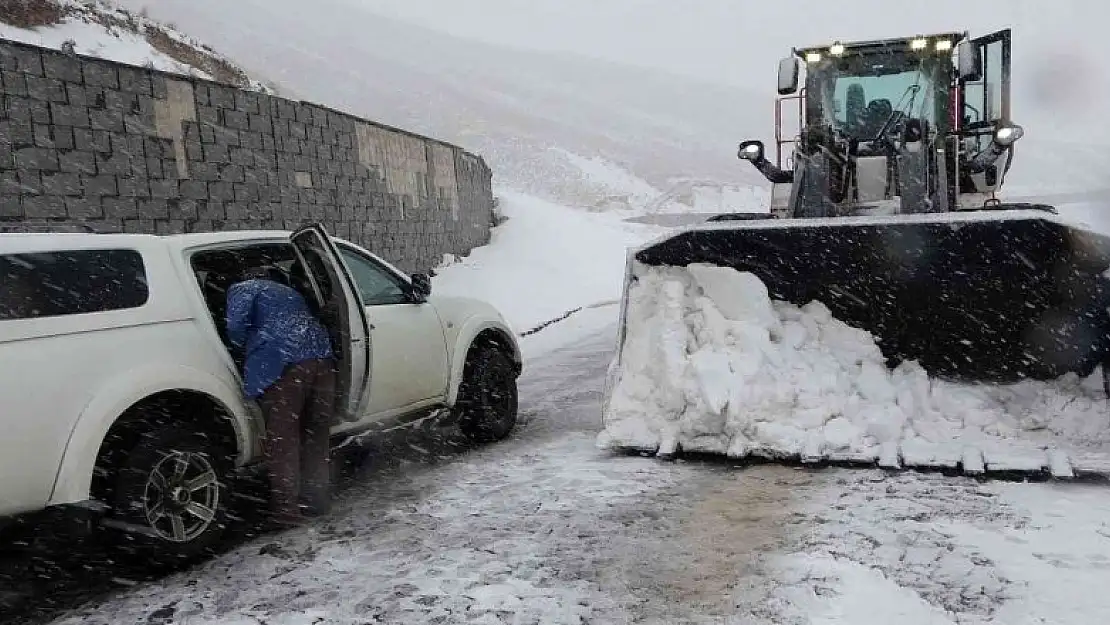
[{"xmin": 597, "ymin": 263, "xmax": 1110, "ymax": 468}]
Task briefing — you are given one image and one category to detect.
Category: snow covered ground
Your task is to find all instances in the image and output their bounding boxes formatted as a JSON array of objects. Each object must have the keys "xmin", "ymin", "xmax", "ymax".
[
  {"xmin": 432, "ymin": 189, "xmax": 667, "ymax": 342},
  {"xmin": 0, "ymin": 0, "xmax": 274, "ymax": 92},
  {"xmin": 38, "ymin": 318, "xmax": 1110, "ymax": 625},
  {"xmin": 0, "ymin": 13, "xmax": 208, "ymax": 79}
]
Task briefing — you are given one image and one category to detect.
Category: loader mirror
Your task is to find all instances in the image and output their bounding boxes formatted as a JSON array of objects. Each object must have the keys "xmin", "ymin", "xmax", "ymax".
[
  {"xmin": 738, "ymin": 140, "xmax": 764, "ymax": 162},
  {"xmin": 777, "ymin": 56, "xmax": 799, "ymax": 95},
  {"xmin": 957, "ymin": 40, "xmax": 982, "ymax": 81}
]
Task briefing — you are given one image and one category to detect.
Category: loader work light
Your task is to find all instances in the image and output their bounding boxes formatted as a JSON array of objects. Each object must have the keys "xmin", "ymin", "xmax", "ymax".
[
  {"xmin": 805, "ymin": 51, "xmax": 822, "ymax": 63},
  {"xmin": 829, "ymin": 42, "xmax": 845, "ymax": 56},
  {"xmin": 994, "ymin": 123, "xmax": 1025, "ymax": 146},
  {"xmin": 910, "ymin": 37, "xmax": 928, "ymax": 50},
  {"xmin": 935, "ymin": 39, "xmax": 953, "ymax": 51}
]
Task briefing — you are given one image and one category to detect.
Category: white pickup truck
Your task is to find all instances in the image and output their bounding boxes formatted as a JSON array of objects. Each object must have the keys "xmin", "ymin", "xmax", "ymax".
[{"xmin": 0, "ymin": 224, "xmax": 521, "ymax": 558}]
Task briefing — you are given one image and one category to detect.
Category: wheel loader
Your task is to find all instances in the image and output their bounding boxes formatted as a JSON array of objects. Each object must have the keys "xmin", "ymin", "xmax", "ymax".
[{"xmin": 614, "ymin": 29, "xmax": 1110, "ymax": 386}]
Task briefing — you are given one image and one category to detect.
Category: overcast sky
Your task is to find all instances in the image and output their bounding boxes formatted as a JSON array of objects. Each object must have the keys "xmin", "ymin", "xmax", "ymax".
[
  {"xmin": 347, "ymin": 0, "xmax": 1083, "ymax": 80},
  {"xmin": 344, "ymin": 0, "xmax": 1096, "ymax": 139},
  {"xmin": 127, "ymin": 0, "xmax": 1096, "ymax": 142}
]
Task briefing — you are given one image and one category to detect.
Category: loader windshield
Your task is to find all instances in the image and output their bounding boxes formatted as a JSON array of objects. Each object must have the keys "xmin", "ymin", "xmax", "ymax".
[{"xmin": 805, "ymin": 51, "xmax": 951, "ymax": 142}]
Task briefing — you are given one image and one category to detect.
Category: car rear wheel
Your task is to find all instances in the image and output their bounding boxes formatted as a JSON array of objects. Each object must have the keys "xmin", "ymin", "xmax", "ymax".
[
  {"xmin": 110, "ymin": 426, "xmax": 233, "ymax": 563},
  {"xmin": 457, "ymin": 345, "xmax": 519, "ymax": 443}
]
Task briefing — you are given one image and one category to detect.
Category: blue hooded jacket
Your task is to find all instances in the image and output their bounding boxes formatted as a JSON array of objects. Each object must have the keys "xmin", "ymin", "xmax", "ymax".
[{"xmin": 225, "ymin": 278, "xmax": 334, "ymax": 399}]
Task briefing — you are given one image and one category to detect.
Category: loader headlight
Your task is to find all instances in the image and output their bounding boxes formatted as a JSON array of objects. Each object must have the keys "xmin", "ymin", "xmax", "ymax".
[
  {"xmin": 805, "ymin": 51, "xmax": 822, "ymax": 63},
  {"xmin": 994, "ymin": 123, "xmax": 1025, "ymax": 147},
  {"xmin": 934, "ymin": 39, "xmax": 953, "ymax": 52},
  {"xmin": 738, "ymin": 140, "xmax": 764, "ymax": 162},
  {"xmin": 910, "ymin": 37, "xmax": 928, "ymax": 51}
]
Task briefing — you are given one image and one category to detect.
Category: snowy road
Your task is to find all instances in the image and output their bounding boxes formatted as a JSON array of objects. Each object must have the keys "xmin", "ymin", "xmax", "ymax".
[{"xmin": 6, "ymin": 319, "xmax": 1110, "ymax": 624}]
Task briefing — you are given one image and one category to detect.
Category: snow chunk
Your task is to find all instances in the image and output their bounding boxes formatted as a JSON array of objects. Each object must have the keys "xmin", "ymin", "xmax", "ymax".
[{"xmin": 600, "ymin": 262, "xmax": 1110, "ymax": 466}]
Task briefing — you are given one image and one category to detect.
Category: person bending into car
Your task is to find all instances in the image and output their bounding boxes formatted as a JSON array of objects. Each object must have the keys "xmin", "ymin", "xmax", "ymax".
[{"xmin": 226, "ymin": 266, "xmax": 336, "ymax": 527}]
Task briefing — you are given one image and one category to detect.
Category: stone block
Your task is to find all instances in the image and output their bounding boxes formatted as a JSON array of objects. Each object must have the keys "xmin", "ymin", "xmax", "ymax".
[
  {"xmin": 156, "ymin": 219, "xmax": 187, "ymax": 235},
  {"xmin": 208, "ymin": 85, "xmax": 235, "ymax": 110},
  {"xmin": 209, "ymin": 181, "xmax": 234, "ymax": 201},
  {"xmin": 180, "ymin": 179, "xmax": 208, "ymax": 200},
  {"xmin": 233, "ymin": 182, "xmax": 260, "ymax": 202},
  {"xmin": 222, "ymin": 109, "xmax": 248, "ymax": 130},
  {"xmin": 140, "ymin": 198, "xmax": 170, "ymax": 219},
  {"xmin": 235, "ymin": 91, "xmax": 260, "ymax": 114},
  {"xmin": 117, "ymin": 176, "xmax": 150, "ymax": 198},
  {"xmin": 23, "ymin": 195, "xmax": 66, "ymax": 218},
  {"xmin": 0, "ymin": 195, "xmax": 21, "ymax": 218},
  {"xmin": 82, "ymin": 174, "xmax": 117, "ymax": 196},
  {"xmin": 64, "ymin": 196, "xmax": 103, "ymax": 219},
  {"xmin": 14, "ymin": 146, "xmax": 58, "ymax": 171},
  {"xmin": 118, "ymin": 66, "xmax": 153, "ymax": 96},
  {"xmin": 190, "ymin": 161, "xmax": 219, "ymax": 182},
  {"xmin": 218, "ymin": 163, "xmax": 244, "ymax": 183},
  {"xmin": 82, "ymin": 62, "xmax": 119, "ymax": 88},
  {"xmin": 248, "ymin": 114, "xmax": 272, "ymax": 134},
  {"xmin": 11, "ymin": 48, "xmax": 44, "ymax": 76},
  {"xmin": 25, "ymin": 75, "xmax": 66, "ymax": 102},
  {"xmin": 41, "ymin": 172, "xmax": 82, "ymax": 196},
  {"xmin": 89, "ymin": 108, "xmax": 123, "ymax": 132},
  {"xmin": 103, "ymin": 197, "xmax": 139, "ymax": 220},
  {"xmin": 123, "ymin": 218, "xmax": 155, "ymax": 233},
  {"xmin": 146, "ymin": 157, "xmax": 164, "ymax": 179},
  {"xmin": 171, "ymin": 199, "xmax": 200, "ymax": 220},
  {"xmin": 149, "ymin": 179, "xmax": 179, "ymax": 199},
  {"xmin": 185, "ymin": 139, "xmax": 203, "ymax": 161},
  {"xmin": 50, "ymin": 102, "xmax": 90, "ymax": 127},
  {"xmin": 240, "ymin": 130, "xmax": 263, "ymax": 151},
  {"xmin": 123, "ymin": 114, "xmax": 154, "ymax": 134},
  {"xmin": 73, "ymin": 128, "xmax": 110, "ymax": 152},
  {"xmin": 196, "ymin": 200, "xmax": 225, "ymax": 221},
  {"xmin": 32, "ymin": 123, "xmax": 54, "ymax": 148},
  {"xmin": 2, "ymin": 71, "xmax": 28, "ymax": 96},
  {"xmin": 196, "ymin": 105, "xmax": 218, "ymax": 126}
]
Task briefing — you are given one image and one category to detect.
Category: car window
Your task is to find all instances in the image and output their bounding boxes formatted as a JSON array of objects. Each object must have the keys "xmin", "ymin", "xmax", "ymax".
[
  {"xmin": 0, "ymin": 249, "xmax": 149, "ymax": 320},
  {"xmin": 336, "ymin": 245, "xmax": 409, "ymax": 306}
]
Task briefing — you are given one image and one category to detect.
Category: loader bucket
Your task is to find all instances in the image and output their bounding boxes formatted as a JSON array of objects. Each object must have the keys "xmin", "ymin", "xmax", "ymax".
[{"xmin": 630, "ymin": 209, "xmax": 1110, "ymax": 382}]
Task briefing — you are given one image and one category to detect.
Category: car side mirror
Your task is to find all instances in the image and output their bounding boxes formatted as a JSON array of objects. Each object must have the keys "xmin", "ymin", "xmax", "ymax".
[
  {"xmin": 409, "ymin": 272, "xmax": 432, "ymax": 302},
  {"xmin": 777, "ymin": 56, "xmax": 799, "ymax": 95},
  {"xmin": 957, "ymin": 40, "xmax": 982, "ymax": 82}
]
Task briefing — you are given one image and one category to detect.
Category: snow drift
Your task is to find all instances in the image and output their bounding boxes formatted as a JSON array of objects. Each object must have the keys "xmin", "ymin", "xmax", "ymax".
[{"xmin": 597, "ymin": 263, "xmax": 1110, "ymax": 474}]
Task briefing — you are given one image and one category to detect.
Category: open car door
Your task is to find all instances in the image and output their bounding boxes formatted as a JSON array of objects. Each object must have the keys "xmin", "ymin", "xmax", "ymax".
[
  {"xmin": 290, "ymin": 224, "xmax": 371, "ymax": 425},
  {"xmin": 959, "ymin": 28, "xmax": 1012, "ymax": 194}
]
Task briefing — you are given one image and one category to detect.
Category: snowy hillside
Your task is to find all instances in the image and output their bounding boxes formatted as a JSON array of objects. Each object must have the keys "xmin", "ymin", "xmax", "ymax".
[
  {"xmin": 113, "ymin": 0, "xmax": 773, "ymax": 213},
  {"xmin": 0, "ymin": 0, "xmax": 280, "ymax": 94}
]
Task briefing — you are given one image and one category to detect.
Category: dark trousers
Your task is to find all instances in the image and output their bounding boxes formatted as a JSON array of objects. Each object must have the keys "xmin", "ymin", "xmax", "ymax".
[{"xmin": 257, "ymin": 358, "xmax": 337, "ymax": 518}]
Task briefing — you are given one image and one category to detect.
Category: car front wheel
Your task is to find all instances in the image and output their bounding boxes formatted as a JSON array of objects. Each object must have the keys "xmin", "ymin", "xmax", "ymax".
[
  {"xmin": 110, "ymin": 426, "xmax": 233, "ymax": 562},
  {"xmin": 457, "ymin": 345, "xmax": 519, "ymax": 443}
]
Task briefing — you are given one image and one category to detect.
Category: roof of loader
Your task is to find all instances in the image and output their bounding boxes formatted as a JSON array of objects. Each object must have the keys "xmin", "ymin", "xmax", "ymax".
[{"xmin": 795, "ymin": 30, "xmax": 967, "ymax": 57}]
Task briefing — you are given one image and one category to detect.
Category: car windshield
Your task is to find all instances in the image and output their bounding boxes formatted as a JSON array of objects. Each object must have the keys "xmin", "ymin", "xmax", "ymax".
[{"xmin": 805, "ymin": 50, "xmax": 951, "ymax": 140}]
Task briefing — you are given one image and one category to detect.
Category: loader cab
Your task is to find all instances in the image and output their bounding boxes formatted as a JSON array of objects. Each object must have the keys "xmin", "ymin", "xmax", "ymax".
[{"xmin": 750, "ymin": 29, "xmax": 1017, "ymax": 217}]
